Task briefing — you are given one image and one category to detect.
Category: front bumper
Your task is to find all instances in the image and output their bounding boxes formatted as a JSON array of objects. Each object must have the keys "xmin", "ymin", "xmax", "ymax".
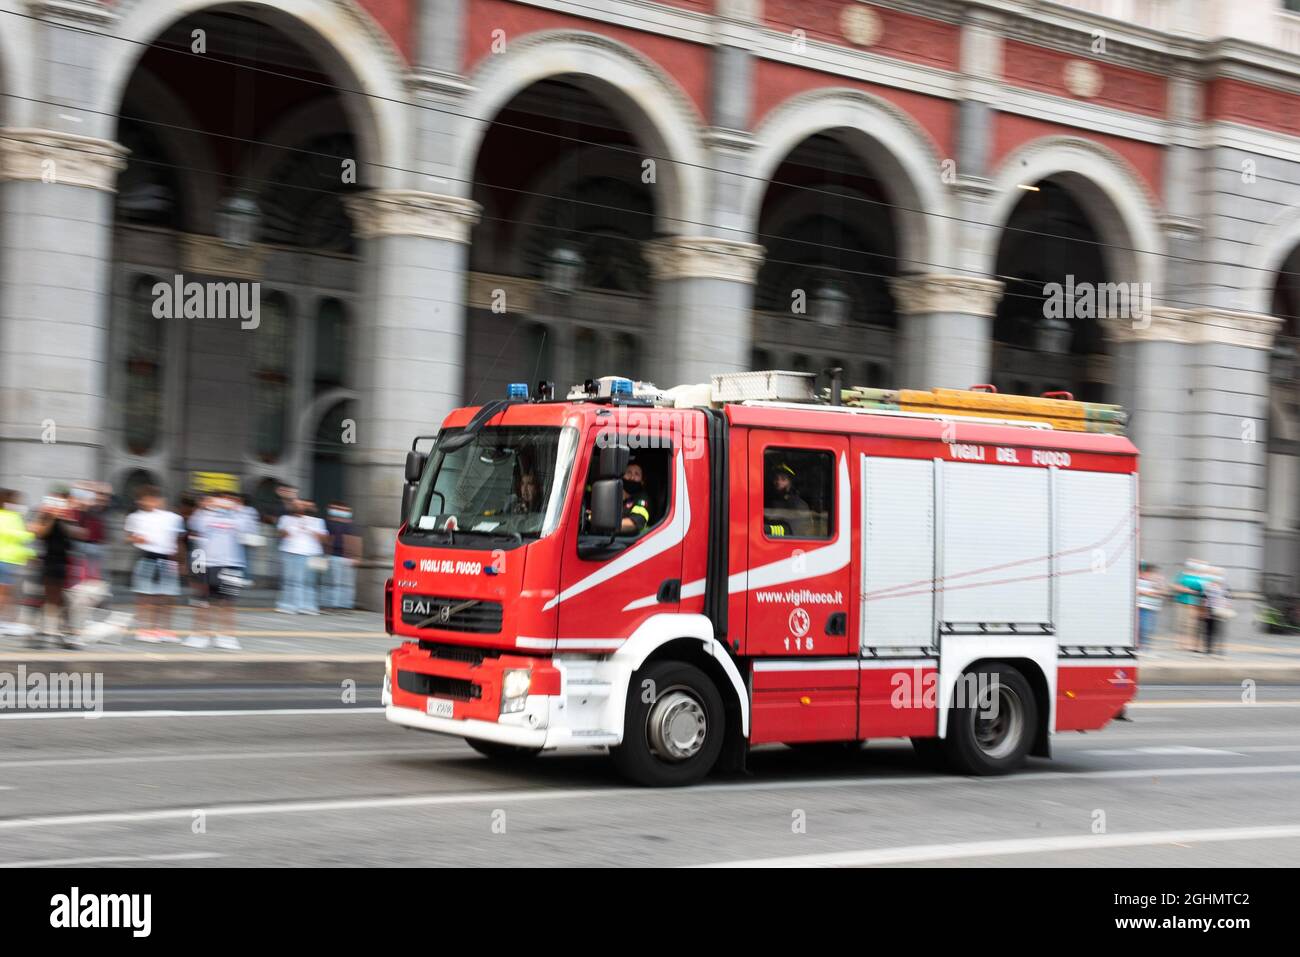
[
  {"xmin": 385, "ymin": 703, "xmax": 550, "ymax": 747},
  {"xmin": 384, "ymin": 641, "xmax": 622, "ymax": 750}
]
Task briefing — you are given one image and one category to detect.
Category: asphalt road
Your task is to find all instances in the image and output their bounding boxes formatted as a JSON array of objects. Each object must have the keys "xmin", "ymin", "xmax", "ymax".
[{"xmin": 0, "ymin": 684, "xmax": 1297, "ymax": 867}]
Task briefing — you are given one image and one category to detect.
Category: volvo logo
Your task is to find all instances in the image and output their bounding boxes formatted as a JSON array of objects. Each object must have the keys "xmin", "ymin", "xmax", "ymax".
[{"xmin": 438, "ymin": 605, "xmax": 452, "ymax": 624}]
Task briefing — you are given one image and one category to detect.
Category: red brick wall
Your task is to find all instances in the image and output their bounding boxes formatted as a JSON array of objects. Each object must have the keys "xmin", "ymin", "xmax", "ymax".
[
  {"xmin": 464, "ymin": 0, "xmax": 711, "ymax": 119},
  {"xmin": 1205, "ymin": 77, "xmax": 1300, "ymax": 138},
  {"xmin": 1001, "ymin": 40, "xmax": 1167, "ymax": 119},
  {"xmin": 357, "ymin": 0, "xmax": 415, "ymax": 62},
  {"xmin": 753, "ymin": 58, "xmax": 954, "ymax": 159},
  {"xmin": 992, "ymin": 112, "xmax": 1164, "ymax": 200},
  {"xmin": 763, "ymin": 0, "xmax": 960, "ymax": 71}
]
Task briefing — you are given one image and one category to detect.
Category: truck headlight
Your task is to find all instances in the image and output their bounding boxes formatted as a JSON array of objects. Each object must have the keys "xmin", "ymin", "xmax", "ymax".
[{"xmin": 501, "ymin": 668, "xmax": 531, "ymax": 713}]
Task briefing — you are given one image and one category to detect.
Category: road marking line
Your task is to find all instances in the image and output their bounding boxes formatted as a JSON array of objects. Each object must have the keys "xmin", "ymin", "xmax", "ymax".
[
  {"xmin": 693, "ymin": 824, "xmax": 1300, "ymax": 868},
  {"xmin": 1129, "ymin": 701, "xmax": 1300, "ymax": 709},
  {"xmin": 1084, "ymin": 744, "xmax": 1300, "ymax": 756},
  {"xmin": 1, "ymin": 764, "xmax": 1298, "ymax": 832},
  {"xmin": 0, "ymin": 852, "xmax": 220, "ymax": 868},
  {"xmin": 0, "ymin": 746, "xmax": 461, "ymax": 769},
  {"xmin": 0, "ymin": 707, "xmax": 386, "ymax": 721}
]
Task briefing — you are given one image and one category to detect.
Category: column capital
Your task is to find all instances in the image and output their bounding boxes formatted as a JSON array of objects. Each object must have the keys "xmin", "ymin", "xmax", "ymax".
[
  {"xmin": 0, "ymin": 128, "xmax": 127, "ymax": 191},
  {"xmin": 891, "ymin": 274, "xmax": 1004, "ymax": 318},
  {"xmin": 644, "ymin": 236, "xmax": 765, "ymax": 284},
  {"xmin": 343, "ymin": 190, "xmax": 481, "ymax": 244},
  {"xmin": 1111, "ymin": 308, "xmax": 1282, "ymax": 350}
]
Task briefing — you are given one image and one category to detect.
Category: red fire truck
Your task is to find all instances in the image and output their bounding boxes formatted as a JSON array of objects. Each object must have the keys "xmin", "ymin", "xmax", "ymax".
[{"xmin": 383, "ymin": 372, "xmax": 1138, "ymax": 786}]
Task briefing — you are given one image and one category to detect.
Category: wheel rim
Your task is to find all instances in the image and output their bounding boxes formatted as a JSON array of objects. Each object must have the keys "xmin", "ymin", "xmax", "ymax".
[
  {"xmin": 973, "ymin": 684, "xmax": 1024, "ymax": 760},
  {"xmin": 646, "ymin": 686, "xmax": 707, "ymax": 761}
]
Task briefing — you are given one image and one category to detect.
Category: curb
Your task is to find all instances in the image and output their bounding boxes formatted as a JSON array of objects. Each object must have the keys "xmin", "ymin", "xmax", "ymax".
[
  {"xmin": 1138, "ymin": 662, "xmax": 1300, "ymax": 685},
  {"xmin": 3, "ymin": 656, "xmax": 1300, "ymax": 686}
]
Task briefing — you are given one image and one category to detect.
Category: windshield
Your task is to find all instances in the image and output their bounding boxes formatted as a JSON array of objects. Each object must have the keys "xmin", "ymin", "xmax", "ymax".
[{"xmin": 408, "ymin": 426, "xmax": 578, "ymax": 541}]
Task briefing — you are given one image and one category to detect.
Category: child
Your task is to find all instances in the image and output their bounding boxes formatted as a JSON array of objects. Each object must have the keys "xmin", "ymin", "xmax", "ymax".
[{"xmin": 125, "ymin": 486, "xmax": 185, "ymax": 642}]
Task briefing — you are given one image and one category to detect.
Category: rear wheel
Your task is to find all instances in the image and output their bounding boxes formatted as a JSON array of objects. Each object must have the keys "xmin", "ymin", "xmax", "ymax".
[
  {"xmin": 465, "ymin": 738, "xmax": 541, "ymax": 761},
  {"xmin": 610, "ymin": 660, "xmax": 724, "ymax": 787},
  {"xmin": 942, "ymin": 664, "xmax": 1037, "ymax": 775}
]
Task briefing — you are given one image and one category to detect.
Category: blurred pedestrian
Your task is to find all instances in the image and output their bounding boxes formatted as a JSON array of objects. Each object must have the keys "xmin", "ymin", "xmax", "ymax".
[
  {"xmin": 1202, "ymin": 569, "xmax": 1233, "ymax": 656},
  {"xmin": 186, "ymin": 492, "xmax": 255, "ymax": 650},
  {"xmin": 0, "ymin": 489, "xmax": 35, "ymax": 635},
  {"xmin": 277, "ymin": 498, "xmax": 327, "ymax": 614},
  {"xmin": 178, "ymin": 491, "xmax": 209, "ymax": 609},
  {"xmin": 1172, "ymin": 559, "xmax": 1206, "ymax": 650},
  {"xmin": 29, "ymin": 488, "xmax": 83, "ymax": 644},
  {"xmin": 1136, "ymin": 561, "xmax": 1165, "ymax": 651},
  {"xmin": 125, "ymin": 485, "xmax": 185, "ymax": 642},
  {"xmin": 69, "ymin": 482, "xmax": 108, "ymax": 581},
  {"xmin": 324, "ymin": 500, "xmax": 360, "ymax": 610}
]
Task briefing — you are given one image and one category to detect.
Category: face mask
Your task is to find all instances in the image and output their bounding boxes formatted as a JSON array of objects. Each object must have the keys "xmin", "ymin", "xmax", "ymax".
[{"xmin": 622, "ymin": 479, "xmax": 643, "ymax": 496}]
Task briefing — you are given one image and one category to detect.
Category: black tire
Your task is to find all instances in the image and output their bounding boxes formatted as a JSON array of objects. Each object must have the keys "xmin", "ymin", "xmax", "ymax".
[
  {"xmin": 465, "ymin": 738, "xmax": 541, "ymax": 761},
  {"xmin": 909, "ymin": 736, "xmax": 946, "ymax": 769},
  {"xmin": 610, "ymin": 660, "xmax": 725, "ymax": 787},
  {"xmin": 941, "ymin": 664, "xmax": 1038, "ymax": 775}
]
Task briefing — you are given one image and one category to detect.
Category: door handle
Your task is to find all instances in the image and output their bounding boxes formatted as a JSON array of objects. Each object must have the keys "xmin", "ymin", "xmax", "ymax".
[
  {"xmin": 825, "ymin": 612, "xmax": 847, "ymax": 636},
  {"xmin": 657, "ymin": 578, "xmax": 681, "ymax": 603}
]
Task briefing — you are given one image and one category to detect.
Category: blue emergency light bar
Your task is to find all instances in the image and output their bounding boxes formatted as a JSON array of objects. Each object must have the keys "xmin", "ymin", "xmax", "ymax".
[
  {"xmin": 507, "ymin": 382, "xmax": 529, "ymax": 399},
  {"xmin": 610, "ymin": 378, "xmax": 633, "ymax": 396}
]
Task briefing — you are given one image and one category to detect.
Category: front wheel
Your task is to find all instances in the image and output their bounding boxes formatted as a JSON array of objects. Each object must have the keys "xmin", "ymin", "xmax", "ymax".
[
  {"xmin": 610, "ymin": 660, "xmax": 724, "ymax": 787},
  {"xmin": 942, "ymin": 664, "xmax": 1038, "ymax": 775}
]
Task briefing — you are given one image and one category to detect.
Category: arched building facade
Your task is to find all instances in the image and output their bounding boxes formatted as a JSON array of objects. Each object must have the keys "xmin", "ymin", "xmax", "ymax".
[{"xmin": 3, "ymin": 0, "xmax": 1300, "ymax": 629}]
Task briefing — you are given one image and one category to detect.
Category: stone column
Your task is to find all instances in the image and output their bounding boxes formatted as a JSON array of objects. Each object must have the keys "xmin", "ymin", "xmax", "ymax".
[
  {"xmin": 343, "ymin": 189, "xmax": 480, "ymax": 607},
  {"xmin": 0, "ymin": 128, "xmax": 127, "ymax": 502},
  {"xmin": 891, "ymin": 275, "xmax": 1003, "ymax": 390},
  {"xmin": 1186, "ymin": 310, "xmax": 1279, "ymax": 639},
  {"xmin": 1113, "ymin": 308, "xmax": 1279, "ymax": 640},
  {"xmin": 645, "ymin": 237, "xmax": 764, "ymax": 388}
]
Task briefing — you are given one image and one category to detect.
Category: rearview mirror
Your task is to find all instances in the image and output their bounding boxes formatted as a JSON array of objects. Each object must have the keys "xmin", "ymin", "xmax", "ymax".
[
  {"xmin": 588, "ymin": 478, "xmax": 623, "ymax": 536},
  {"xmin": 405, "ymin": 450, "xmax": 427, "ymax": 484},
  {"xmin": 597, "ymin": 443, "xmax": 629, "ymax": 480},
  {"xmin": 401, "ymin": 484, "xmax": 418, "ymax": 528}
]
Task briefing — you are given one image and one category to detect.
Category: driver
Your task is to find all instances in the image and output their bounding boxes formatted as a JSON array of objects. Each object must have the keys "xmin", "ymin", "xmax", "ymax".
[
  {"xmin": 508, "ymin": 460, "xmax": 542, "ymax": 514},
  {"xmin": 764, "ymin": 459, "xmax": 811, "ymax": 537},
  {"xmin": 619, "ymin": 460, "xmax": 652, "ymax": 536}
]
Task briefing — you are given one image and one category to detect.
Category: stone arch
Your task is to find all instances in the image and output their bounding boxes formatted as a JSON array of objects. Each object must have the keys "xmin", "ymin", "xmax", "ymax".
[
  {"xmin": 984, "ymin": 136, "xmax": 1165, "ymax": 299},
  {"xmin": 102, "ymin": 0, "xmax": 406, "ymax": 187},
  {"xmin": 1246, "ymin": 205, "xmax": 1300, "ymax": 323},
  {"xmin": 742, "ymin": 88, "xmax": 954, "ymax": 274},
  {"xmin": 456, "ymin": 30, "xmax": 709, "ymax": 233},
  {"xmin": 116, "ymin": 66, "xmax": 222, "ymax": 234}
]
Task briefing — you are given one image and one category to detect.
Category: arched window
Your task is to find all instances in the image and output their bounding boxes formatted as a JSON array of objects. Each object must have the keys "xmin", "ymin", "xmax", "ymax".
[
  {"xmin": 314, "ymin": 298, "xmax": 348, "ymax": 392},
  {"xmin": 125, "ymin": 277, "xmax": 164, "ymax": 455},
  {"xmin": 252, "ymin": 292, "xmax": 293, "ymax": 463}
]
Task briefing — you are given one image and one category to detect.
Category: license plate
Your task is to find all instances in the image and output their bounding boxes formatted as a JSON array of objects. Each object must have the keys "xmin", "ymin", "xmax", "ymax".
[{"xmin": 425, "ymin": 697, "xmax": 454, "ymax": 719}]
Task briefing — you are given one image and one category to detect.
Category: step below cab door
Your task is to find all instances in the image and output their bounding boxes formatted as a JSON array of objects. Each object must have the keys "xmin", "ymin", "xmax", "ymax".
[{"xmin": 745, "ymin": 430, "xmax": 852, "ymax": 657}]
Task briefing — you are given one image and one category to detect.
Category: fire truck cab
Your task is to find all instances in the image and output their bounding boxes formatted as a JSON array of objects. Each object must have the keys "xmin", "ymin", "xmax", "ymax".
[{"xmin": 384, "ymin": 373, "xmax": 1139, "ymax": 786}]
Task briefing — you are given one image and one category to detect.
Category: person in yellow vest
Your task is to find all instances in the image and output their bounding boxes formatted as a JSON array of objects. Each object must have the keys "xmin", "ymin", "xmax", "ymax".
[
  {"xmin": 0, "ymin": 489, "xmax": 35, "ymax": 633},
  {"xmin": 620, "ymin": 461, "xmax": 652, "ymax": 536},
  {"xmin": 764, "ymin": 459, "xmax": 811, "ymax": 537}
]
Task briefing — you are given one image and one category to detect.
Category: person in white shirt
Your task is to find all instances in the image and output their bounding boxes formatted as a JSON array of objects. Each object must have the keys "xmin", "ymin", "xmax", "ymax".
[
  {"xmin": 186, "ymin": 493, "xmax": 256, "ymax": 649},
  {"xmin": 124, "ymin": 486, "xmax": 185, "ymax": 642},
  {"xmin": 277, "ymin": 499, "xmax": 328, "ymax": 614}
]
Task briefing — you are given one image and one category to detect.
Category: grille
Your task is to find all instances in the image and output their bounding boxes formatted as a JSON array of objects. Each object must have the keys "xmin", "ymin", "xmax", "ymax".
[
  {"xmin": 396, "ymin": 670, "xmax": 481, "ymax": 701},
  {"xmin": 416, "ymin": 641, "xmax": 499, "ymax": 666},
  {"xmin": 399, "ymin": 594, "xmax": 504, "ymax": 634}
]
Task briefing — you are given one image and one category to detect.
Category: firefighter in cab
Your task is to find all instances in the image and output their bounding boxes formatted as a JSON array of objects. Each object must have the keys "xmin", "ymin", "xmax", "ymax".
[
  {"xmin": 765, "ymin": 458, "xmax": 811, "ymax": 537},
  {"xmin": 620, "ymin": 459, "xmax": 652, "ymax": 536}
]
